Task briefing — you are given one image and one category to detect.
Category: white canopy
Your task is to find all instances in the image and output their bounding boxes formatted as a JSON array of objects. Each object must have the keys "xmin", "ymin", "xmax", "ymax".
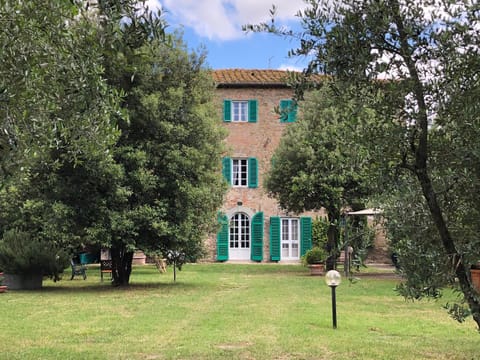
[{"xmin": 347, "ymin": 208, "xmax": 382, "ymax": 216}]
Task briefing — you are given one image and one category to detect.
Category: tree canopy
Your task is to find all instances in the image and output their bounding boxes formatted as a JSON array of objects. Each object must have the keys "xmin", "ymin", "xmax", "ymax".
[
  {"xmin": 93, "ymin": 1, "xmax": 227, "ymax": 285},
  {"xmin": 0, "ymin": 0, "xmax": 120, "ymax": 181},
  {"xmin": 248, "ymin": 0, "xmax": 480, "ymax": 328},
  {"xmin": 265, "ymin": 85, "xmax": 374, "ymax": 266},
  {"xmin": 0, "ymin": 0, "xmax": 227, "ymax": 286}
]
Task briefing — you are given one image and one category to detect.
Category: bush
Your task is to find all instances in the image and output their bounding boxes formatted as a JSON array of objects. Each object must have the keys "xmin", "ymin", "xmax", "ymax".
[
  {"xmin": 0, "ymin": 229, "xmax": 69, "ymax": 281},
  {"xmin": 302, "ymin": 247, "xmax": 328, "ymax": 265},
  {"xmin": 312, "ymin": 217, "xmax": 329, "ymax": 248}
]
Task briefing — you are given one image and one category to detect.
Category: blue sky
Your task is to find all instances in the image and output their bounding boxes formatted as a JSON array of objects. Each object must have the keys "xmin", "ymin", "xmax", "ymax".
[{"xmin": 149, "ymin": 0, "xmax": 310, "ymax": 70}]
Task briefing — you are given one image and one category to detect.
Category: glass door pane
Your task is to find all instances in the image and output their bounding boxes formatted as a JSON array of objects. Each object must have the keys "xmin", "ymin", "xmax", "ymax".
[{"xmin": 281, "ymin": 218, "xmax": 300, "ymax": 260}]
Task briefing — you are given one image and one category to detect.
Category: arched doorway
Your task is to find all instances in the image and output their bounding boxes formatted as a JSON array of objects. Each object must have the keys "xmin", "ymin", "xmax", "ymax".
[{"xmin": 229, "ymin": 212, "xmax": 250, "ymax": 260}]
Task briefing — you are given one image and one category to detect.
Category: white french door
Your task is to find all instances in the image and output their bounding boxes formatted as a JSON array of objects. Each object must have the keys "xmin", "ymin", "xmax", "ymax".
[
  {"xmin": 281, "ymin": 218, "xmax": 300, "ymax": 260},
  {"xmin": 229, "ymin": 213, "xmax": 250, "ymax": 260}
]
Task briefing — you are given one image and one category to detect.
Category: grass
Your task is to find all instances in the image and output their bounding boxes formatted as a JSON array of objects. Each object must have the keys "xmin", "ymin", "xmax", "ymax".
[{"xmin": 1, "ymin": 263, "xmax": 479, "ymax": 360}]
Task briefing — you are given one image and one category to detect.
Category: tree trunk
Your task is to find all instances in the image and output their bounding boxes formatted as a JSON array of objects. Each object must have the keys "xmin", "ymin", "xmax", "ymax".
[
  {"xmin": 391, "ymin": 0, "xmax": 480, "ymax": 329},
  {"xmin": 416, "ymin": 168, "xmax": 480, "ymax": 330},
  {"xmin": 409, "ymin": 63, "xmax": 480, "ymax": 329},
  {"xmin": 111, "ymin": 244, "xmax": 134, "ymax": 286},
  {"xmin": 326, "ymin": 209, "xmax": 340, "ymax": 271}
]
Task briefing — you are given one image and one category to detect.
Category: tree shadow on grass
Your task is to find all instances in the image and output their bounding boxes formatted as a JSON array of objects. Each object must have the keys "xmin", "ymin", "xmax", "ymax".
[{"xmin": 37, "ymin": 280, "xmax": 199, "ymax": 294}]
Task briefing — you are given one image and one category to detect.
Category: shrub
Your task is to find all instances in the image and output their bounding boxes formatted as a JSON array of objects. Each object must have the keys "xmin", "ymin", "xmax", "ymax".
[
  {"xmin": 302, "ymin": 247, "xmax": 328, "ymax": 266},
  {"xmin": 0, "ymin": 229, "xmax": 69, "ymax": 281},
  {"xmin": 312, "ymin": 217, "xmax": 329, "ymax": 248}
]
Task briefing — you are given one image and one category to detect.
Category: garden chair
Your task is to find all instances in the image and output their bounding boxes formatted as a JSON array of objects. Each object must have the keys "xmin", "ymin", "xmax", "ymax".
[
  {"xmin": 100, "ymin": 260, "xmax": 112, "ymax": 282},
  {"xmin": 100, "ymin": 248, "xmax": 112, "ymax": 282},
  {"xmin": 70, "ymin": 259, "xmax": 87, "ymax": 280}
]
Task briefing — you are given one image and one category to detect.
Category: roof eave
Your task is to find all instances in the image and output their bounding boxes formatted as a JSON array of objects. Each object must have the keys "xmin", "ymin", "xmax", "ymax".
[{"xmin": 215, "ymin": 82, "xmax": 291, "ymax": 89}]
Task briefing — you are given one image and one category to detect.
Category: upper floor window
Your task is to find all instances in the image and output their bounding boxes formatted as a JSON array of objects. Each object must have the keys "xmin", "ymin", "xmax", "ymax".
[
  {"xmin": 222, "ymin": 157, "xmax": 258, "ymax": 188},
  {"xmin": 232, "ymin": 101, "xmax": 249, "ymax": 122},
  {"xmin": 223, "ymin": 99, "xmax": 258, "ymax": 123},
  {"xmin": 232, "ymin": 159, "xmax": 248, "ymax": 187},
  {"xmin": 280, "ymin": 99, "xmax": 298, "ymax": 123}
]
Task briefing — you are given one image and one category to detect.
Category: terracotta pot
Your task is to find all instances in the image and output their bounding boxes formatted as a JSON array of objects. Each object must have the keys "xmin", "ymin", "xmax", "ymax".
[
  {"xmin": 471, "ymin": 269, "xmax": 480, "ymax": 292},
  {"xmin": 0, "ymin": 285, "xmax": 7, "ymax": 293},
  {"xmin": 308, "ymin": 263, "xmax": 325, "ymax": 276}
]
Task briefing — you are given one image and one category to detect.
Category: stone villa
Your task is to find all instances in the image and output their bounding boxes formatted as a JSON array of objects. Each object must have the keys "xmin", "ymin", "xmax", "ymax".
[{"xmin": 205, "ymin": 69, "xmax": 323, "ymax": 263}]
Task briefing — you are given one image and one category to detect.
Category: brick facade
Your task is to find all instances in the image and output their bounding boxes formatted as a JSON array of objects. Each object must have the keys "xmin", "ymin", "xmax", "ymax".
[{"xmin": 203, "ymin": 70, "xmax": 324, "ymax": 262}]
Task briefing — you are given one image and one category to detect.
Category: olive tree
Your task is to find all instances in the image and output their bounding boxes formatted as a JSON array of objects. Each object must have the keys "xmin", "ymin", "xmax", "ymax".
[
  {"xmin": 247, "ymin": 0, "xmax": 480, "ymax": 328},
  {"xmin": 0, "ymin": 0, "xmax": 120, "ymax": 184},
  {"xmin": 0, "ymin": 0, "xmax": 122, "ymax": 285}
]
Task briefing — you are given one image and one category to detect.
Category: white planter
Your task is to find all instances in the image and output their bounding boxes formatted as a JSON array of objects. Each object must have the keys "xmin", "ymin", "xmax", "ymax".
[{"xmin": 132, "ymin": 251, "xmax": 146, "ymax": 265}]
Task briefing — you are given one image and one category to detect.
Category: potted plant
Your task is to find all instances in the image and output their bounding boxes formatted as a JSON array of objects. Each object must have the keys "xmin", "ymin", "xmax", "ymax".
[
  {"xmin": 0, "ymin": 229, "xmax": 69, "ymax": 290},
  {"xmin": 302, "ymin": 247, "xmax": 328, "ymax": 276}
]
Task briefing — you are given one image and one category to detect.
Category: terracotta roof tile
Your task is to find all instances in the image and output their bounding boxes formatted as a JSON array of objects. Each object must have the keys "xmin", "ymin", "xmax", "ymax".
[
  {"xmin": 212, "ymin": 69, "xmax": 291, "ymax": 85},
  {"xmin": 211, "ymin": 69, "xmax": 324, "ymax": 87}
]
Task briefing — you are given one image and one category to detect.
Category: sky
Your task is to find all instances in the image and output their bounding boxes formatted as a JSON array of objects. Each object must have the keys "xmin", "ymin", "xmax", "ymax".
[{"xmin": 148, "ymin": 0, "xmax": 310, "ymax": 70}]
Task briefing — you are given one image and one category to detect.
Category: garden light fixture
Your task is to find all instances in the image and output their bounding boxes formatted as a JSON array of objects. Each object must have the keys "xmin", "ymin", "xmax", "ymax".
[{"xmin": 325, "ymin": 270, "xmax": 341, "ymax": 329}]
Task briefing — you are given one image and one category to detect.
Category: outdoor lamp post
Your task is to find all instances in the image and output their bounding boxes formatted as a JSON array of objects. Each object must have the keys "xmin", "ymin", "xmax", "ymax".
[{"xmin": 325, "ymin": 270, "xmax": 341, "ymax": 329}]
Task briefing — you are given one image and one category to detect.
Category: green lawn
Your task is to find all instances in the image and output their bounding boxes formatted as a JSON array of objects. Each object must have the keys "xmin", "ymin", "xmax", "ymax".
[{"xmin": 1, "ymin": 264, "xmax": 478, "ymax": 360}]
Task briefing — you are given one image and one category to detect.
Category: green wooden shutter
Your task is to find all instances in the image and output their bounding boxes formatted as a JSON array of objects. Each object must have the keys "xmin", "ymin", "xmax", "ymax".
[
  {"xmin": 280, "ymin": 99, "xmax": 297, "ymax": 123},
  {"xmin": 251, "ymin": 212, "xmax": 264, "ymax": 261},
  {"xmin": 288, "ymin": 102, "xmax": 298, "ymax": 122},
  {"xmin": 248, "ymin": 157, "xmax": 258, "ymax": 188},
  {"xmin": 300, "ymin": 217, "xmax": 312, "ymax": 256},
  {"xmin": 248, "ymin": 99, "xmax": 258, "ymax": 123},
  {"xmin": 280, "ymin": 99, "xmax": 290, "ymax": 122},
  {"xmin": 217, "ymin": 213, "xmax": 229, "ymax": 261},
  {"xmin": 223, "ymin": 100, "xmax": 232, "ymax": 122},
  {"xmin": 222, "ymin": 157, "xmax": 231, "ymax": 185},
  {"xmin": 269, "ymin": 216, "xmax": 281, "ymax": 261}
]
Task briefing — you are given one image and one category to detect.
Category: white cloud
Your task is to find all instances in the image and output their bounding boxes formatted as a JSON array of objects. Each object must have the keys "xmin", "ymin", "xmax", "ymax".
[
  {"xmin": 278, "ymin": 64, "xmax": 304, "ymax": 72},
  {"xmin": 158, "ymin": 0, "xmax": 308, "ymax": 41},
  {"xmin": 144, "ymin": 0, "xmax": 162, "ymax": 11}
]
